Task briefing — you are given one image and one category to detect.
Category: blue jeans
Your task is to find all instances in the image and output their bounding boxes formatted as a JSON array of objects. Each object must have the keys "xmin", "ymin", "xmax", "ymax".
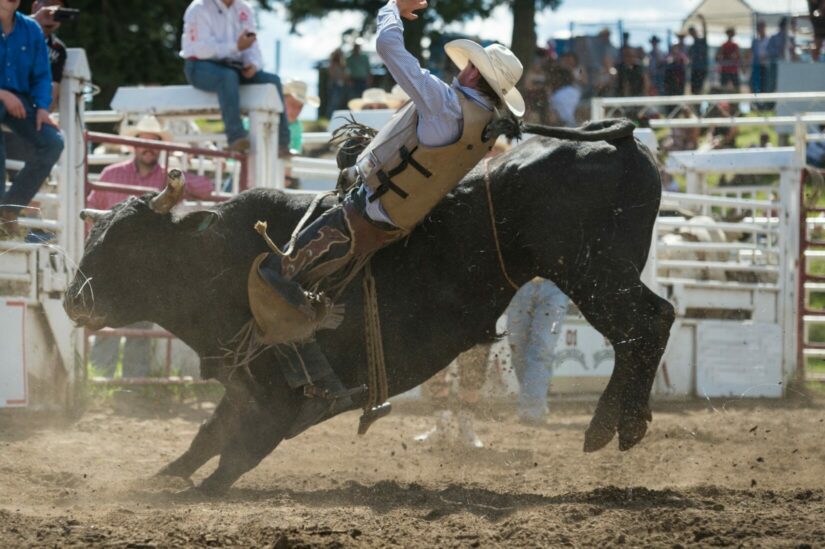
[
  {"xmin": 0, "ymin": 102, "xmax": 64, "ymax": 214},
  {"xmin": 184, "ymin": 60, "xmax": 290, "ymax": 147},
  {"xmin": 89, "ymin": 321, "xmax": 153, "ymax": 378},
  {"xmin": 326, "ymin": 83, "xmax": 347, "ymax": 119},
  {"xmin": 506, "ymin": 280, "xmax": 570, "ymax": 421}
]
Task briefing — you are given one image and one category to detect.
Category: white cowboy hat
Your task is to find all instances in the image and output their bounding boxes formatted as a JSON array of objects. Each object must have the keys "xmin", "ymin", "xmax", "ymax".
[
  {"xmin": 122, "ymin": 115, "xmax": 172, "ymax": 142},
  {"xmin": 348, "ymin": 87, "xmax": 396, "ymax": 111},
  {"xmin": 387, "ymin": 84, "xmax": 410, "ymax": 107},
  {"xmin": 283, "ymin": 79, "xmax": 321, "ymax": 108},
  {"xmin": 444, "ymin": 39, "xmax": 525, "ymax": 116}
]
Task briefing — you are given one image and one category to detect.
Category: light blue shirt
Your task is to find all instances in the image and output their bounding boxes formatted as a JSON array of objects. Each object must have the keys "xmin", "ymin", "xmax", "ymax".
[
  {"xmin": 375, "ymin": 0, "xmax": 493, "ymax": 147},
  {"xmin": 364, "ymin": 1, "xmax": 494, "ymax": 226}
]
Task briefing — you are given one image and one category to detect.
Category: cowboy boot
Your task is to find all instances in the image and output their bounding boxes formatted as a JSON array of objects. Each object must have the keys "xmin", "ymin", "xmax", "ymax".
[
  {"xmin": 285, "ymin": 373, "xmax": 366, "ymax": 439},
  {"xmin": 275, "ymin": 341, "xmax": 367, "ymax": 438},
  {"xmin": 281, "ymin": 343, "xmax": 365, "ymax": 439}
]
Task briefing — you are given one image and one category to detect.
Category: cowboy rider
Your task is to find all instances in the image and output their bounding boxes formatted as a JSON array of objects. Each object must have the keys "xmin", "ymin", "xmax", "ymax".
[{"xmin": 249, "ymin": 0, "xmax": 525, "ymax": 437}]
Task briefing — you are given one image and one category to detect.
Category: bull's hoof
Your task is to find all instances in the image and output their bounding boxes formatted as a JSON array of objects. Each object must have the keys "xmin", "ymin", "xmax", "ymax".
[
  {"xmin": 583, "ymin": 420, "xmax": 617, "ymax": 452},
  {"xmin": 617, "ymin": 406, "xmax": 652, "ymax": 451},
  {"xmin": 154, "ymin": 467, "xmax": 194, "ymax": 486},
  {"xmin": 195, "ymin": 478, "xmax": 232, "ymax": 497},
  {"xmin": 584, "ymin": 394, "xmax": 621, "ymax": 452}
]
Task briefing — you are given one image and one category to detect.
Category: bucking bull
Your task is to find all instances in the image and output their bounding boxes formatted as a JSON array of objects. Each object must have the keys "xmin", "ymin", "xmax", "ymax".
[{"xmin": 64, "ymin": 119, "xmax": 674, "ymax": 494}]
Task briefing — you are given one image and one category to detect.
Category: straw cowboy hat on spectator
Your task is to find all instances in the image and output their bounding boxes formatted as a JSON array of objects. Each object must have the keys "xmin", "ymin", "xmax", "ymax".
[
  {"xmin": 348, "ymin": 88, "xmax": 405, "ymax": 111},
  {"xmin": 122, "ymin": 115, "xmax": 172, "ymax": 142},
  {"xmin": 444, "ymin": 39, "xmax": 525, "ymax": 116},
  {"xmin": 283, "ymin": 79, "xmax": 321, "ymax": 107},
  {"xmin": 387, "ymin": 84, "xmax": 409, "ymax": 106}
]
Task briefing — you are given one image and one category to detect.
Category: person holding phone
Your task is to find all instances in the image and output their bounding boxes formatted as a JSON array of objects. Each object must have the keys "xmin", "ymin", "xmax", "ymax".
[
  {"xmin": 181, "ymin": 0, "xmax": 291, "ymax": 155},
  {"xmin": 31, "ymin": 0, "xmax": 70, "ymax": 111},
  {"xmin": 0, "ymin": 0, "xmax": 64, "ymax": 239}
]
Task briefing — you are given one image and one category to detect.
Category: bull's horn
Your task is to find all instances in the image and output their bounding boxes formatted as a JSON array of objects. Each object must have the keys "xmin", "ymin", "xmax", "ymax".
[
  {"xmin": 150, "ymin": 169, "xmax": 185, "ymax": 214},
  {"xmin": 79, "ymin": 209, "xmax": 108, "ymax": 223}
]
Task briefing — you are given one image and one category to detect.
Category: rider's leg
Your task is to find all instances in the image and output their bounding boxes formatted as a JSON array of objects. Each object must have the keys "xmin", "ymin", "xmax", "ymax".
[
  {"xmin": 255, "ymin": 187, "xmax": 401, "ymax": 432},
  {"xmin": 279, "ymin": 341, "xmax": 362, "ymax": 439}
]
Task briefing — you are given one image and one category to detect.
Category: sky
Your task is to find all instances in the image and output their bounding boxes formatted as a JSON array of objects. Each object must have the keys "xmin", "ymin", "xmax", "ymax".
[{"xmin": 255, "ymin": 0, "xmax": 809, "ymax": 119}]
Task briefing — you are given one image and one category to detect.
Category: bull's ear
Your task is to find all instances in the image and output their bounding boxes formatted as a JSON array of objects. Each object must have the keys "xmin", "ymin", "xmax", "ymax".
[{"xmin": 179, "ymin": 210, "xmax": 219, "ymax": 233}]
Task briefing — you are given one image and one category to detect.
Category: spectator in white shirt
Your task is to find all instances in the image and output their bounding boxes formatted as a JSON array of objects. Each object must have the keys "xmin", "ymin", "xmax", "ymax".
[{"xmin": 180, "ymin": 0, "xmax": 290, "ymax": 155}]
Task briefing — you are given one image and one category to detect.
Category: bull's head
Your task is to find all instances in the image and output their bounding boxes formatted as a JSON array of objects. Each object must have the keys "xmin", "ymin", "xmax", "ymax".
[{"xmin": 63, "ymin": 170, "xmax": 207, "ymax": 329}]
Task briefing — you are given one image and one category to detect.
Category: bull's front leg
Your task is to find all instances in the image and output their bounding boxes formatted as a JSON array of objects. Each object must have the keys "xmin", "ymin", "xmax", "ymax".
[
  {"xmin": 196, "ymin": 398, "xmax": 298, "ymax": 494},
  {"xmin": 195, "ymin": 376, "xmax": 299, "ymax": 495},
  {"xmin": 156, "ymin": 393, "xmax": 239, "ymax": 481}
]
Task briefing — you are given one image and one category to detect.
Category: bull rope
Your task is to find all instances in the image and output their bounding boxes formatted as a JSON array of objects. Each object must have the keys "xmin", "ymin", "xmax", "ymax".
[
  {"xmin": 483, "ymin": 158, "xmax": 520, "ymax": 291},
  {"xmin": 361, "ymin": 262, "xmax": 389, "ymax": 427}
]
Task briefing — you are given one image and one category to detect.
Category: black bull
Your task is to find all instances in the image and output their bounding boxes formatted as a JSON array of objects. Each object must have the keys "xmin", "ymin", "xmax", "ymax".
[{"xmin": 64, "ymin": 128, "xmax": 674, "ymax": 494}]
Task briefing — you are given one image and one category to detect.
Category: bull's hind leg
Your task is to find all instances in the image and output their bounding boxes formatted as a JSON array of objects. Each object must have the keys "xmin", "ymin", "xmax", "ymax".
[{"xmin": 566, "ymin": 266, "xmax": 674, "ymax": 452}]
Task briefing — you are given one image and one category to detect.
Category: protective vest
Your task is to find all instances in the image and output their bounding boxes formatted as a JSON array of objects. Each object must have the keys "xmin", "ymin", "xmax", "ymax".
[{"xmin": 355, "ymin": 92, "xmax": 496, "ymax": 232}]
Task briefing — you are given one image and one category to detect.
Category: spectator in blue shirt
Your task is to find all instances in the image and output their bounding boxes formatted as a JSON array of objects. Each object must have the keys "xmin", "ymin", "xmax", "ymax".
[
  {"xmin": 0, "ymin": 1, "xmax": 64, "ymax": 239},
  {"xmin": 766, "ymin": 17, "xmax": 791, "ymax": 94}
]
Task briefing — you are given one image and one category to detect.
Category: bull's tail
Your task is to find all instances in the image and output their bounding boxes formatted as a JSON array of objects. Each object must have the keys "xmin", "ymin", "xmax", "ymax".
[{"xmin": 488, "ymin": 114, "xmax": 635, "ymax": 143}]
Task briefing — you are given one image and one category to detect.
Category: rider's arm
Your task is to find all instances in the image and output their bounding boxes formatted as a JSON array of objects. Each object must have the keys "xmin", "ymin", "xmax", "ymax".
[{"xmin": 375, "ymin": 1, "xmax": 460, "ymax": 123}]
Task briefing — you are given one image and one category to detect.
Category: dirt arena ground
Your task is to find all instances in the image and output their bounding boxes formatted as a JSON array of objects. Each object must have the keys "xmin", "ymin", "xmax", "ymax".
[{"xmin": 1, "ymin": 393, "xmax": 824, "ymax": 548}]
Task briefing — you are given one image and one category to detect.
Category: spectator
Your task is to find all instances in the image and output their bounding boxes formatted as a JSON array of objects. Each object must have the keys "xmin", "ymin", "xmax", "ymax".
[
  {"xmin": 415, "ymin": 344, "xmax": 490, "ymax": 448},
  {"xmin": 587, "ymin": 28, "xmax": 617, "ymax": 97},
  {"xmin": 346, "ymin": 40, "xmax": 371, "ymax": 100},
  {"xmin": 558, "ymin": 51, "xmax": 587, "ymax": 89},
  {"xmin": 716, "ymin": 27, "xmax": 741, "ymax": 91},
  {"xmin": 89, "ymin": 323, "xmax": 155, "ymax": 379},
  {"xmin": 180, "ymin": 0, "xmax": 291, "ymax": 156},
  {"xmin": 548, "ymin": 65, "xmax": 581, "ymax": 127},
  {"xmin": 790, "ymin": 17, "xmax": 801, "ymax": 61},
  {"xmin": 615, "ymin": 36, "xmax": 645, "ymax": 97},
  {"xmin": 807, "ymin": 125, "xmax": 825, "ymax": 167},
  {"xmin": 86, "ymin": 116, "xmax": 213, "ymax": 210},
  {"xmin": 347, "ymin": 87, "xmax": 400, "ymax": 110},
  {"xmin": 0, "ymin": 0, "xmax": 64, "ymax": 240},
  {"xmin": 30, "ymin": 0, "xmax": 68, "ymax": 111},
  {"xmin": 506, "ymin": 278, "xmax": 570, "ymax": 425},
  {"xmin": 282, "ymin": 79, "xmax": 320, "ymax": 156},
  {"xmin": 326, "ymin": 48, "xmax": 349, "ymax": 118},
  {"xmin": 751, "ymin": 21, "xmax": 770, "ymax": 94},
  {"xmin": 687, "ymin": 15, "xmax": 709, "ymax": 94},
  {"xmin": 664, "ymin": 34, "xmax": 689, "ymax": 96},
  {"xmin": 647, "ymin": 36, "xmax": 666, "ymax": 95},
  {"xmin": 766, "ymin": 17, "xmax": 791, "ymax": 93},
  {"xmin": 6, "ymin": 0, "xmax": 69, "ymax": 186},
  {"xmin": 810, "ymin": 0, "xmax": 825, "ymax": 61},
  {"xmin": 523, "ymin": 56, "xmax": 549, "ymax": 124}
]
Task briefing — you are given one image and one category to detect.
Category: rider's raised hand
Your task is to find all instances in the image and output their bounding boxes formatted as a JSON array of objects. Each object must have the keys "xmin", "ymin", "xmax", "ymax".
[{"xmin": 396, "ymin": 0, "xmax": 428, "ymax": 21}]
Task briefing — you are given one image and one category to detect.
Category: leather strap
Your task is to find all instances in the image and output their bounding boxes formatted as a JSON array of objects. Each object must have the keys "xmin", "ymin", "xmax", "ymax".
[
  {"xmin": 368, "ymin": 146, "xmax": 430, "ymax": 203},
  {"xmin": 484, "ymin": 158, "xmax": 520, "ymax": 291}
]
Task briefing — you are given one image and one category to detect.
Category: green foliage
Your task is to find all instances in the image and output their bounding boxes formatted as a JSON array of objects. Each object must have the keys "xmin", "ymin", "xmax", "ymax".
[
  {"xmin": 52, "ymin": 1, "xmax": 190, "ymax": 109},
  {"xmin": 48, "ymin": 1, "xmax": 280, "ymax": 110},
  {"xmin": 272, "ymin": 0, "xmax": 560, "ymax": 35},
  {"xmin": 271, "ymin": 0, "xmax": 501, "ymax": 26}
]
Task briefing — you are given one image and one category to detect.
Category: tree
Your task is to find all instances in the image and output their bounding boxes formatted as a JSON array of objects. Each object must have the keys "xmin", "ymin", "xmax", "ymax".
[
  {"xmin": 509, "ymin": 0, "xmax": 561, "ymax": 70},
  {"xmin": 45, "ymin": 1, "xmax": 279, "ymax": 110},
  {"xmin": 274, "ymin": 0, "xmax": 561, "ymax": 67}
]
